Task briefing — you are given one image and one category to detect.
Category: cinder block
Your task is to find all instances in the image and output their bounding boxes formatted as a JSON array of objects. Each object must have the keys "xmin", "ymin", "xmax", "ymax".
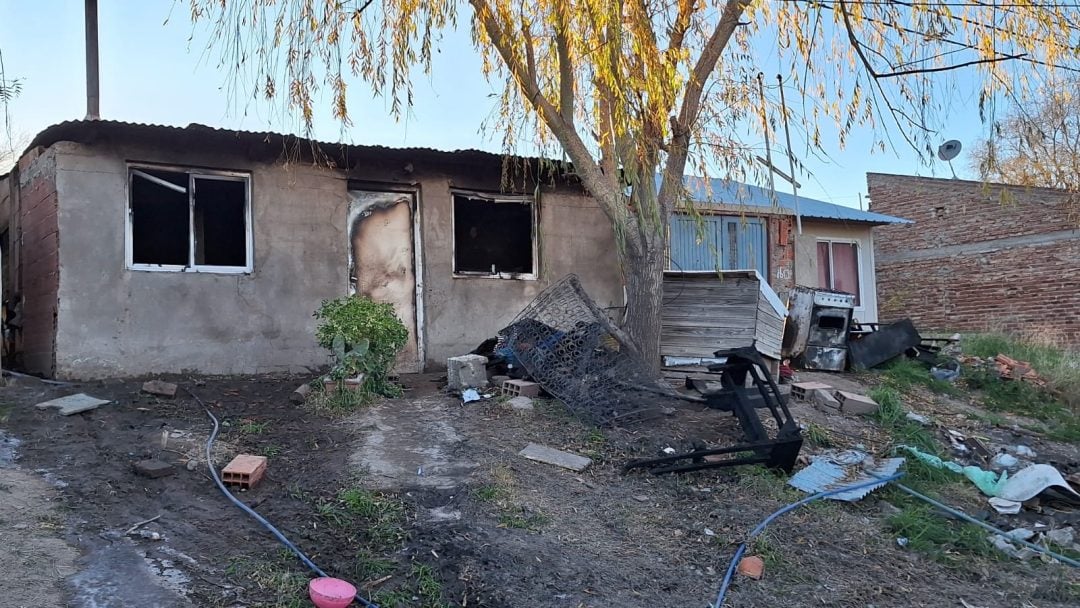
[
  {"xmin": 812, "ymin": 388, "xmax": 841, "ymax": 411},
  {"xmin": 834, "ymin": 390, "xmax": 879, "ymax": 415},
  {"xmin": 222, "ymin": 454, "xmax": 268, "ymax": 489},
  {"xmin": 790, "ymin": 381, "xmax": 833, "ymax": 402},
  {"xmin": 502, "ymin": 379, "xmax": 541, "ymax": 398},
  {"xmin": 447, "ymin": 354, "xmax": 488, "ymax": 390}
]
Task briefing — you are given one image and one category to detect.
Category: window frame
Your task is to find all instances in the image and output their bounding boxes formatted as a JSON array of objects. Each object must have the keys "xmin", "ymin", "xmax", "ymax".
[
  {"xmin": 126, "ymin": 164, "xmax": 254, "ymax": 274},
  {"xmin": 449, "ymin": 189, "xmax": 539, "ymax": 280},
  {"xmin": 816, "ymin": 238, "xmax": 864, "ymax": 308}
]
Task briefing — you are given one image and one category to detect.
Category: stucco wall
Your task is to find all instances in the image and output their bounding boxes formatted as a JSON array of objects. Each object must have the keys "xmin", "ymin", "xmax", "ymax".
[
  {"xmin": 793, "ymin": 219, "xmax": 881, "ymax": 323},
  {"xmin": 48, "ymin": 139, "xmax": 622, "ymax": 378},
  {"xmin": 52, "ymin": 141, "xmax": 347, "ymax": 378}
]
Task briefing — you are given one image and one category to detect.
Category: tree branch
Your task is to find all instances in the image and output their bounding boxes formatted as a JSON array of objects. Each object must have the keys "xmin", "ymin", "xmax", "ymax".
[
  {"xmin": 553, "ymin": 9, "xmax": 574, "ymax": 127},
  {"xmin": 661, "ymin": 0, "xmax": 750, "ymax": 216},
  {"xmin": 468, "ymin": 0, "xmax": 624, "ymax": 218}
]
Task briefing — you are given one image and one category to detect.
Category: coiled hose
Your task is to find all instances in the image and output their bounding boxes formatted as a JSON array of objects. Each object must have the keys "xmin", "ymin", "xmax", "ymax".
[{"xmin": 201, "ymin": 401, "xmax": 378, "ymax": 607}]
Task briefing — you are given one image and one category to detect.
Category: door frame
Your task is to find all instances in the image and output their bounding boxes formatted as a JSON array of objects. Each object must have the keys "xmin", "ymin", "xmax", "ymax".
[{"xmin": 346, "ymin": 183, "xmax": 425, "ymax": 372}]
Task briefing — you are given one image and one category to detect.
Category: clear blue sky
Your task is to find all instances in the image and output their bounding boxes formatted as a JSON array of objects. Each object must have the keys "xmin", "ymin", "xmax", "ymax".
[{"xmin": 1, "ymin": 1, "xmax": 993, "ymax": 208}]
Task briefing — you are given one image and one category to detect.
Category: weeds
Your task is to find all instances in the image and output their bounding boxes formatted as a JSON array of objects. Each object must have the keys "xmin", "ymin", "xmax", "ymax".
[
  {"xmin": 306, "ymin": 384, "xmax": 373, "ymax": 415},
  {"xmin": 473, "ymin": 465, "xmax": 550, "ymax": 532},
  {"xmin": 965, "ymin": 333, "xmax": 1080, "ymax": 406},
  {"xmin": 225, "ymin": 557, "xmax": 308, "ymax": 608},
  {"xmin": 869, "ymin": 386, "xmax": 938, "ymax": 454},
  {"xmin": 804, "ymin": 422, "xmax": 833, "ymax": 448},
  {"xmin": 880, "ymin": 357, "xmax": 957, "ymax": 395},
  {"xmin": 237, "ymin": 420, "xmax": 269, "ymax": 434},
  {"xmin": 964, "ymin": 367, "xmax": 1080, "ymax": 442},
  {"xmin": 260, "ymin": 444, "xmax": 282, "ymax": 458},
  {"xmin": 886, "ymin": 502, "xmax": 996, "ymax": 564}
]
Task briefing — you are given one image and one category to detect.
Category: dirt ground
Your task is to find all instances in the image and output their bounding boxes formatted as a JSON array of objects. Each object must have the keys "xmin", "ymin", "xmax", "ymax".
[{"xmin": 0, "ymin": 369, "xmax": 1078, "ymax": 607}]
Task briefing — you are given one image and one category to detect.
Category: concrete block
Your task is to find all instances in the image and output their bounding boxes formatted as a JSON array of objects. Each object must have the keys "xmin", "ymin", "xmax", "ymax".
[
  {"xmin": 835, "ymin": 390, "xmax": 879, "ymax": 415},
  {"xmin": 447, "ymin": 354, "xmax": 488, "ymax": 390},
  {"xmin": 142, "ymin": 380, "xmax": 178, "ymax": 398},
  {"xmin": 490, "ymin": 374, "xmax": 510, "ymax": 386},
  {"xmin": 502, "ymin": 379, "xmax": 541, "ymax": 398},
  {"xmin": 519, "ymin": 442, "xmax": 592, "ymax": 472},
  {"xmin": 133, "ymin": 459, "xmax": 176, "ymax": 479},
  {"xmin": 790, "ymin": 381, "xmax": 833, "ymax": 402},
  {"xmin": 290, "ymin": 383, "xmax": 312, "ymax": 405},
  {"xmin": 811, "ymin": 388, "xmax": 841, "ymax": 412},
  {"xmin": 222, "ymin": 454, "xmax": 268, "ymax": 489},
  {"xmin": 35, "ymin": 393, "xmax": 110, "ymax": 416},
  {"xmin": 507, "ymin": 396, "xmax": 534, "ymax": 413}
]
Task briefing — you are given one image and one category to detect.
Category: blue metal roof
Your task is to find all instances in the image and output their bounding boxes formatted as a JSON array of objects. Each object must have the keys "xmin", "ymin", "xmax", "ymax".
[{"xmin": 667, "ymin": 176, "xmax": 911, "ymax": 225}]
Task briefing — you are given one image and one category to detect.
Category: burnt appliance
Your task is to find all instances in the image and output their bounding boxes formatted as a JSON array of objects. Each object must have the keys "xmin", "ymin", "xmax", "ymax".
[{"xmin": 782, "ymin": 286, "xmax": 856, "ymax": 371}]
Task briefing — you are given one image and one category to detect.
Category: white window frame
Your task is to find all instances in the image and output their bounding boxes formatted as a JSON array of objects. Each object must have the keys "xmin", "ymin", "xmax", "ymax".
[
  {"xmin": 126, "ymin": 164, "xmax": 254, "ymax": 274},
  {"xmin": 817, "ymin": 238, "xmax": 864, "ymax": 310},
  {"xmin": 450, "ymin": 190, "xmax": 538, "ymax": 280}
]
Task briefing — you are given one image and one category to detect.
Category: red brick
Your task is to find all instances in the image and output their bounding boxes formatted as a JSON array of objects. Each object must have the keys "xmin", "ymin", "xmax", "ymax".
[{"xmin": 222, "ymin": 454, "xmax": 268, "ymax": 489}]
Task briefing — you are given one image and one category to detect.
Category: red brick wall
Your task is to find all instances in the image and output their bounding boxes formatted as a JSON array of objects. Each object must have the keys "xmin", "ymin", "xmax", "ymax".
[
  {"xmin": 868, "ymin": 173, "xmax": 1080, "ymax": 346},
  {"xmin": 15, "ymin": 150, "xmax": 60, "ymax": 375},
  {"xmin": 768, "ymin": 215, "xmax": 796, "ymax": 301}
]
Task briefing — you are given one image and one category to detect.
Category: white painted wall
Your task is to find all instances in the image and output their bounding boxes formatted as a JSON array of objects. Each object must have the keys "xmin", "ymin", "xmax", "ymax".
[{"xmin": 793, "ymin": 220, "xmax": 882, "ymax": 324}]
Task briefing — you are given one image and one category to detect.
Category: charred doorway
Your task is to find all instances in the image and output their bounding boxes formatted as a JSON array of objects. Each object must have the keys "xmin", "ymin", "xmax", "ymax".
[{"xmin": 347, "ymin": 189, "xmax": 422, "ymax": 374}]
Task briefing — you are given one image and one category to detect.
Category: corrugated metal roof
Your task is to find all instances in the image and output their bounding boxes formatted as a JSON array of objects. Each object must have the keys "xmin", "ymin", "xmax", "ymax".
[
  {"xmin": 672, "ymin": 176, "xmax": 912, "ymax": 225},
  {"xmin": 10, "ymin": 120, "xmax": 907, "ymax": 226}
]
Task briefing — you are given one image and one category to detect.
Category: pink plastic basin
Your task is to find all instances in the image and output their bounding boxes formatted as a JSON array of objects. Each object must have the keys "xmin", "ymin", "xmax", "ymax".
[{"xmin": 309, "ymin": 577, "xmax": 357, "ymax": 608}]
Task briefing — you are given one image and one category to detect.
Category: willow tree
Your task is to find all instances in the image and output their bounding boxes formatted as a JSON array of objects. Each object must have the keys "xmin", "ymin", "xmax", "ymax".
[
  {"xmin": 973, "ymin": 77, "xmax": 1080, "ymax": 190},
  {"xmin": 189, "ymin": 0, "xmax": 1080, "ymax": 363}
]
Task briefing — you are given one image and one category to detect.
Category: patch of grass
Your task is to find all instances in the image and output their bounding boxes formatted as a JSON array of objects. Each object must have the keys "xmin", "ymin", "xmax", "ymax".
[
  {"xmin": 869, "ymin": 386, "xmax": 938, "ymax": 454},
  {"xmin": 237, "ymin": 420, "xmax": 269, "ymax": 435},
  {"xmin": 880, "ymin": 357, "xmax": 957, "ymax": 395},
  {"xmin": 473, "ymin": 465, "xmax": 550, "ymax": 532},
  {"xmin": 965, "ymin": 332, "xmax": 1080, "ymax": 406},
  {"xmin": 498, "ymin": 508, "xmax": 550, "ymax": 531},
  {"xmin": 306, "ymin": 384, "xmax": 374, "ymax": 415},
  {"xmin": 411, "ymin": 562, "xmax": 447, "ymax": 607},
  {"xmin": 750, "ymin": 532, "xmax": 787, "ymax": 571},
  {"xmin": 353, "ymin": 549, "xmax": 396, "ymax": 581},
  {"xmin": 225, "ymin": 557, "xmax": 308, "ymax": 608},
  {"xmin": 964, "ymin": 368, "xmax": 1080, "ymax": 442},
  {"xmin": 260, "ymin": 444, "xmax": 282, "ymax": 458},
  {"xmin": 804, "ymin": 422, "xmax": 833, "ymax": 448},
  {"xmin": 471, "ymin": 483, "xmax": 509, "ymax": 503},
  {"xmin": 886, "ymin": 502, "xmax": 996, "ymax": 564}
]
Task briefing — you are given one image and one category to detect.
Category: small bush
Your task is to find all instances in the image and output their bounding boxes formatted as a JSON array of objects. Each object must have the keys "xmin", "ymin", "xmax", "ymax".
[{"xmin": 314, "ymin": 296, "xmax": 409, "ymax": 401}]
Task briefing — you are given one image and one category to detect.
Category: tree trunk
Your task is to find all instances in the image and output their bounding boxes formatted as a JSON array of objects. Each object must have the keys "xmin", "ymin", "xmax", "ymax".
[{"xmin": 620, "ymin": 238, "xmax": 668, "ymax": 373}]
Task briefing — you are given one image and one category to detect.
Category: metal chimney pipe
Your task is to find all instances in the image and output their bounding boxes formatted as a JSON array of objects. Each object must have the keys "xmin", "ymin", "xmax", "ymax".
[{"xmin": 85, "ymin": 0, "xmax": 100, "ymax": 119}]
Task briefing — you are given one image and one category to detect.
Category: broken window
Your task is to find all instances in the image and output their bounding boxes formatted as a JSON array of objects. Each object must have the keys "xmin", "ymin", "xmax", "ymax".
[
  {"xmin": 128, "ymin": 167, "xmax": 251, "ymax": 272},
  {"xmin": 452, "ymin": 192, "xmax": 535, "ymax": 277},
  {"xmin": 817, "ymin": 240, "xmax": 861, "ymax": 306}
]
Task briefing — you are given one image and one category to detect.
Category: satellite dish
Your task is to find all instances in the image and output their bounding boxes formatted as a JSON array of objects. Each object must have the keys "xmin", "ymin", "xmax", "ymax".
[{"xmin": 938, "ymin": 140, "xmax": 962, "ymax": 161}]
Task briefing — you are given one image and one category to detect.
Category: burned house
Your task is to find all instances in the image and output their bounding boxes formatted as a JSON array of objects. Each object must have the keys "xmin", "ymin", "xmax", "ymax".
[{"xmin": 0, "ymin": 121, "xmax": 624, "ymax": 378}]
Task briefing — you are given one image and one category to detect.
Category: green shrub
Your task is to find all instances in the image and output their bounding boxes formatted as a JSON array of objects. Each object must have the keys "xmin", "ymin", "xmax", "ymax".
[{"xmin": 314, "ymin": 296, "xmax": 409, "ymax": 399}]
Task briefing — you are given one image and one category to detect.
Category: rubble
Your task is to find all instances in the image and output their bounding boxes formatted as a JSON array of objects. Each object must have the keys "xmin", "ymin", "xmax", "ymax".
[
  {"xmin": 447, "ymin": 354, "xmax": 488, "ymax": 391},
  {"xmin": 133, "ymin": 459, "xmax": 176, "ymax": 479},
  {"xmin": 519, "ymin": 443, "xmax": 592, "ymax": 472},
  {"xmin": 142, "ymin": 380, "xmax": 178, "ymax": 398},
  {"xmin": 994, "ymin": 354, "xmax": 1046, "ymax": 386}
]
